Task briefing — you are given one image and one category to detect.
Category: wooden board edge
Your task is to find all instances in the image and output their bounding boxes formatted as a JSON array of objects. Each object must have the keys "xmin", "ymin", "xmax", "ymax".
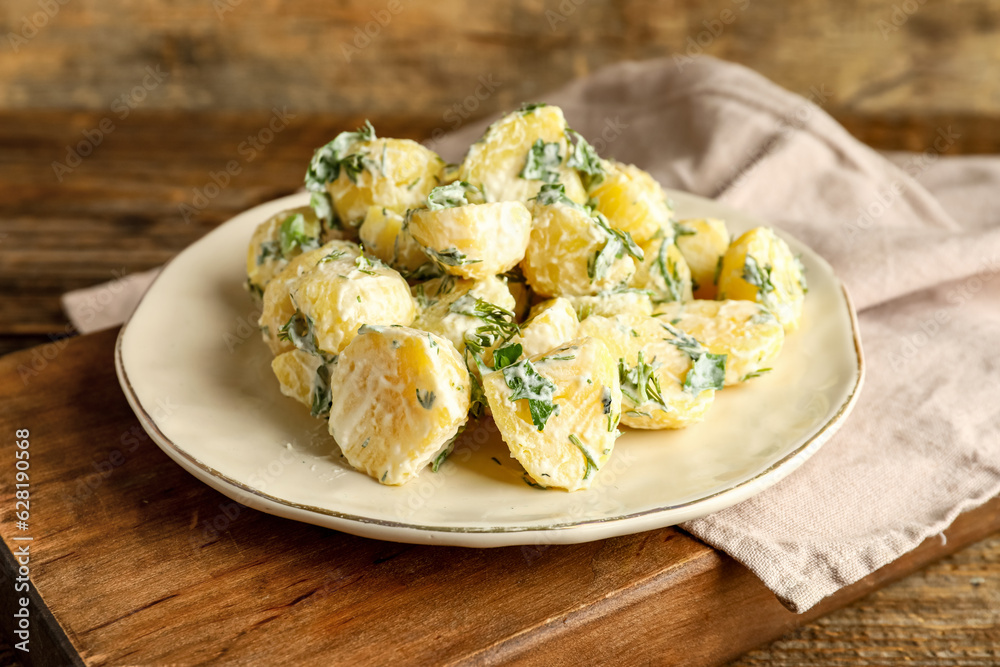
[
  {"xmin": 0, "ymin": 540, "xmax": 84, "ymax": 667},
  {"xmin": 462, "ymin": 497, "xmax": 1000, "ymax": 665}
]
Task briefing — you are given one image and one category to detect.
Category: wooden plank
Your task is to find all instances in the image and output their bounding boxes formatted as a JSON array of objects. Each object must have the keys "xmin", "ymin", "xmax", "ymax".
[
  {"xmin": 0, "ymin": 330, "xmax": 998, "ymax": 666},
  {"xmin": 732, "ymin": 534, "xmax": 1000, "ymax": 665},
  {"xmin": 2, "ymin": 0, "xmax": 1000, "ymax": 120}
]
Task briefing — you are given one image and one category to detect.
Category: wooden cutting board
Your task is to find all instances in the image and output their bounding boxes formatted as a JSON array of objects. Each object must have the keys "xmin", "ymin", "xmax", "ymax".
[{"xmin": 1, "ymin": 328, "xmax": 998, "ymax": 667}]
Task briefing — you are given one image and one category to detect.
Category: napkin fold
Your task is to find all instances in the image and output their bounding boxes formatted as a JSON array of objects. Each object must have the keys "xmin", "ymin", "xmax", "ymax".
[{"xmin": 63, "ymin": 57, "xmax": 1000, "ymax": 613}]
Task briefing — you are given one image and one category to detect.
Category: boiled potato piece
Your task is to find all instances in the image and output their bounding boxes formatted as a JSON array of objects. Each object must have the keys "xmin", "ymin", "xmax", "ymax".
[
  {"xmin": 717, "ymin": 227, "xmax": 806, "ymax": 331},
  {"xmin": 629, "ymin": 235, "xmax": 693, "ymax": 304},
  {"xmin": 328, "ymin": 325, "xmax": 471, "ymax": 485},
  {"xmin": 459, "ymin": 104, "xmax": 587, "ymax": 204},
  {"xmin": 407, "ymin": 200, "xmax": 531, "ymax": 280},
  {"xmin": 483, "ymin": 337, "xmax": 621, "ymax": 492},
  {"xmin": 246, "ymin": 206, "xmax": 322, "ymax": 296},
  {"xmin": 288, "ymin": 251, "xmax": 417, "ymax": 357},
  {"xmin": 412, "ymin": 275, "xmax": 515, "ymax": 353},
  {"xmin": 588, "ymin": 160, "xmax": 673, "ymax": 246},
  {"xmin": 358, "ymin": 205, "xmax": 431, "ymax": 274},
  {"xmin": 654, "ymin": 300, "xmax": 784, "ymax": 386},
  {"xmin": 566, "ymin": 290, "xmax": 653, "ymax": 320},
  {"xmin": 259, "ymin": 241, "xmax": 362, "ymax": 355},
  {"xmin": 675, "ymin": 218, "xmax": 730, "ymax": 300},
  {"xmin": 271, "ymin": 349, "xmax": 335, "ymax": 418},
  {"xmin": 308, "ymin": 123, "xmax": 446, "ymax": 227},
  {"xmin": 522, "ymin": 189, "xmax": 637, "ymax": 297},
  {"xmin": 577, "ymin": 314, "xmax": 723, "ymax": 429},
  {"xmin": 510, "ymin": 298, "xmax": 579, "ymax": 358}
]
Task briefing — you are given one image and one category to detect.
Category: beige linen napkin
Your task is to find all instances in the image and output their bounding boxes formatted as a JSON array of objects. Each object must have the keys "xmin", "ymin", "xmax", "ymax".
[{"xmin": 63, "ymin": 57, "xmax": 1000, "ymax": 613}]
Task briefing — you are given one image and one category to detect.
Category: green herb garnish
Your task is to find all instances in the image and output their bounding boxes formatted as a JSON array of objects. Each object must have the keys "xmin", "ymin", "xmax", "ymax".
[
  {"xmin": 460, "ymin": 298, "xmax": 522, "ymax": 418},
  {"xmin": 749, "ymin": 310, "xmax": 776, "ymax": 325},
  {"xmin": 569, "ymin": 434, "xmax": 599, "ymax": 481},
  {"xmin": 319, "ymin": 248, "xmax": 348, "ymax": 264},
  {"xmin": 673, "ymin": 221, "xmax": 697, "ymax": 237},
  {"xmin": 431, "ymin": 425, "xmax": 465, "ymax": 472},
  {"xmin": 519, "ymin": 139, "xmax": 563, "ymax": 183},
  {"xmin": 618, "ymin": 352, "xmax": 671, "ymax": 415},
  {"xmin": 742, "ymin": 255, "xmax": 776, "ymax": 299},
  {"xmin": 589, "ymin": 211, "xmax": 643, "ymax": 282},
  {"xmin": 493, "ymin": 343, "xmax": 523, "ymax": 370},
  {"xmin": 522, "ymin": 474, "xmax": 546, "ymax": 489},
  {"xmin": 246, "ymin": 279, "xmax": 264, "ymax": 299},
  {"xmin": 659, "ymin": 321, "xmax": 706, "ymax": 359},
  {"xmin": 426, "ymin": 181, "xmax": 479, "ymax": 210},
  {"xmin": 424, "ymin": 247, "xmax": 482, "ymax": 267},
  {"xmin": 684, "ymin": 353, "xmax": 727, "ymax": 394},
  {"xmin": 279, "ymin": 311, "xmax": 334, "ymax": 362},
  {"xmin": 566, "ymin": 129, "xmax": 605, "ymax": 187},
  {"xmin": 502, "ymin": 359, "xmax": 560, "ymax": 431},
  {"xmin": 659, "ymin": 321, "xmax": 727, "ymax": 393},
  {"xmin": 601, "ymin": 386, "xmax": 613, "ymax": 415},
  {"xmin": 354, "ymin": 253, "xmax": 384, "ymax": 275},
  {"xmin": 654, "ymin": 240, "xmax": 685, "ymax": 303},
  {"xmin": 311, "ymin": 364, "xmax": 333, "ymax": 418},
  {"xmin": 518, "ymin": 102, "xmax": 548, "ymax": 114},
  {"xmin": 278, "ymin": 213, "xmax": 320, "ymax": 257},
  {"xmin": 304, "ymin": 122, "xmax": 376, "ymax": 226},
  {"xmin": 416, "ymin": 388, "xmax": 436, "ymax": 410},
  {"xmin": 256, "ymin": 240, "xmax": 281, "ymax": 266},
  {"xmin": 305, "ymin": 121, "xmax": 376, "ymax": 191},
  {"xmin": 532, "ymin": 182, "xmax": 581, "ymax": 208},
  {"xmin": 309, "ymin": 191, "xmax": 337, "ymax": 229}
]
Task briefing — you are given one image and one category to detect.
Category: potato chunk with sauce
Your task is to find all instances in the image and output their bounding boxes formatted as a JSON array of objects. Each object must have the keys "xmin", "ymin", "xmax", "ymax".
[
  {"xmin": 246, "ymin": 206, "xmax": 323, "ymax": 296},
  {"xmin": 566, "ymin": 290, "xmax": 654, "ymax": 320},
  {"xmin": 407, "ymin": 200, "xmax": 531, "ymax": 280},
  {"xmin": 655, "ymin": 300, "xmax": 784, "ymax": 387},
  {"xmin": 717, "ymin": 227, "xmax": 807, "ymax": 331},
  {"xmin": 287, "ymin": 251, "xmax": 417, "ymax": 357},
  {"xmin": 510, "ymin": 298, "xmax": 579, "ymax": 358},
  {"xmin": 306, "ymin": 122, "xmax": 445, "ymax": 227},
  {"xmin": 588, "ymin": 160, "xmax": 674, "ymax": 246},
  {"xmin": 522, "ymin": 185, "xmax": 639, "ymax": 297},
  {"xmin": 577, "ymin": 314, "xmax": 724, "ymax": 429},
  {"xmin": 459, "ymin": 104, "xmax": 587, "ymax": 205},
  {"xmin": 328, "ymin": 326, "xmax": 471, "ymax": 485},
  {"xmin": 411, "ymin": 275, "xmax": 515, "ymax": 353},
  {"xmin": 259, "ymin": 241, "xmax": 362, "ymax": 355},
  {"xmin": 271, "ymin": 349, "xmax": 335, "ymax": 418},
  {"xmin": 483, "ymin": 337, "xmax": 621, "ymax": 492}
]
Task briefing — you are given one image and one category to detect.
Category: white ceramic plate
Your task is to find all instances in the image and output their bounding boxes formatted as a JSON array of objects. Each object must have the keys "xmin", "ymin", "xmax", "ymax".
[{"xmin": 116, "ymin": 191, "xmax": 863, "ymax": 547}]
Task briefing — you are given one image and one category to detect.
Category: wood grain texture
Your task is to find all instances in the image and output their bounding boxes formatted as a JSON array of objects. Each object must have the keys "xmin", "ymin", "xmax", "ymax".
[
  {"xmin": 731, "ymin": 535, "xmax": 1000, "ymax": 666},
  {"xmin": 1, "ymin": 0, "xmax": 1000, "ymax": 119},
  {"xmin": 1, "ymin": 107, "xmax": 996, "ymax": 347},
  {"xmin": 0, "ymin": 329, "xmax": 999, "ymax": 666}
]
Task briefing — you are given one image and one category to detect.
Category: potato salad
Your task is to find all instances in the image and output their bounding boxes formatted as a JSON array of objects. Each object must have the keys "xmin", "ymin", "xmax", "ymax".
[{"xmin": 245, "ymin": 103, "xmax": 807, "ymax": 491}]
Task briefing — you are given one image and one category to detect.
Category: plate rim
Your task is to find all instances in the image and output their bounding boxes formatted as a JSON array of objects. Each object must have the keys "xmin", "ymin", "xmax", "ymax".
[{"xmin": 115, "ymin": 191, "xmax": 866, "ymax": 546}]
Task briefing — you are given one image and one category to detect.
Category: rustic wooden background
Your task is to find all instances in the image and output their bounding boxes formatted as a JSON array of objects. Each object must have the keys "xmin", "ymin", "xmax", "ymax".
[{"xmin": 1, "ymin": 0, "xmax": 998, "ymax": 664}]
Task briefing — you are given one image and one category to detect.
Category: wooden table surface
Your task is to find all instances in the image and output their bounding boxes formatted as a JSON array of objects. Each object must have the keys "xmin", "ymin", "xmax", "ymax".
[{"xmin": 1, "ymin": 105, "xmax": 998, "ymax": 664}]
